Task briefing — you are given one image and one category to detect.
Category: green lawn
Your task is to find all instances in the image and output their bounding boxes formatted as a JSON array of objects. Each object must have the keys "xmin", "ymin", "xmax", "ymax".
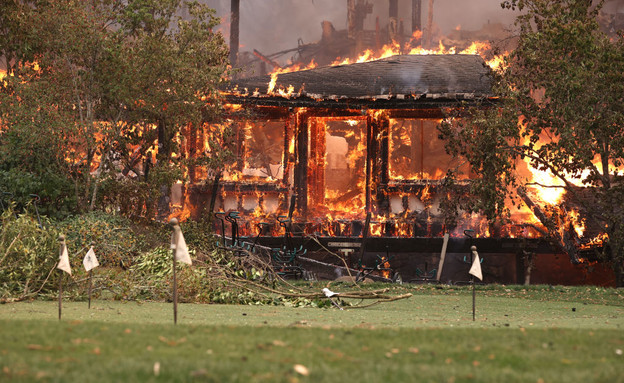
[{"xmin": 1, "ymin": 285, "xmax": 623, "ymax": 382}]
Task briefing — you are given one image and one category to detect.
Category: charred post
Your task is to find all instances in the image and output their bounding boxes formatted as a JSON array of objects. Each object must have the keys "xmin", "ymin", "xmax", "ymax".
[
  {"xmin": 376, "ymin": 113, "xmax": 391, "ymax": 215},
  {"xmin": 365, "ymin": 114, "xmax": 374, "ymax": 211},
  {"xmin": 229, "ymin": 0, "xmax": 240, "ymax": 67},
  {"xmin": 389, "ymin": 0, "xmax": 399, "ymax": 41},
  {"xmin": 294, "ymin": 110, "xmax": 309, "ymax": 217},
  {"xmin": 517, "ymin": 186, "xmax": 579, "ymax": 262},
  {"xmin": 308, "ymin": 118, "xmax": 326, "ymax": 208},
  {"xmin": 425, "ymin": 0, "xmax": 434, "ymax": 48},
  {"xmin": 347, "ymin": 0, "xmax": 356, "ymax": 39},
  {"xmin": 189, "ymin": 123, "xmax": 197, "ymax": 183},
  {"xmin": 412, "ymin": 0, "xmax": 422, "ymax": 32},
  {"xmin": 253, "ymin": 49, "xmax": 281, "ymax": 70}
]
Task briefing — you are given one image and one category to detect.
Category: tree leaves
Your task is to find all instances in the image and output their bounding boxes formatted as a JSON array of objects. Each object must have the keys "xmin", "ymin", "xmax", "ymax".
[
  {"xmin": 442, "ymin": 0, "xmax": 624, "ymax": 284},
  {"xmin": 0, "ymin": 1, "xmax": 229, "ymax": 218}
]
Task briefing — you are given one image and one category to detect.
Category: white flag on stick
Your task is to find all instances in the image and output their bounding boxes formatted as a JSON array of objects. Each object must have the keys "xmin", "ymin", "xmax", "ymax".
[
  {"xmin": 83, "ymin": 246, "xmax": 100, "ymax": 272},
  {"xmin": 171, "ymin": 227, "xmax": 192, "ymax": 265},
  {"xmin": 469, "ymin": 250, "xmax": 482, "ymax": 281},
  {"xmin": 57, "ymin": 243, "xmax": 72, "ymax": 275}
]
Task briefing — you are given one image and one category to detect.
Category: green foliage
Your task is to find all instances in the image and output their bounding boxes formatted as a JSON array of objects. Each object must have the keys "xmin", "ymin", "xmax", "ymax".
[
  {"xmin": 178, "ymin": 219, "xmax": 218, "ymax": 254},
  {"xmin": 127, "ymin": 246, "xmax": 269, "ymax": 304},
  {"xmin": 0, "ymin": 169, "xmax": 76, "ymax": 220},
  {"xmin": 0, "ymin": 209, "xmax": 60, "ymax": 299},
  {"xmin": 440, "ymin": 0, "xmax": 624, "ymax": 284},
  {"xmin": 132, "ymin": 247, "xmax": 176, "ymax": 279},
  {"xmin": 0, "ymin": 0, "xmax": 230, "ymax": 219},
  {"xmin": 439, "ymin": 102, "xmax": 522, "ymax": 225},
  {"xmin": 57, "ymin": 211, "xmax": 140, "ymax": 269}
]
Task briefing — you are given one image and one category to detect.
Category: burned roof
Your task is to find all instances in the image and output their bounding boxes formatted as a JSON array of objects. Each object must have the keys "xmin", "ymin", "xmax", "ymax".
[{"xmin": 223, "ymin": 54, "xmax": 495, "ymax": 109}]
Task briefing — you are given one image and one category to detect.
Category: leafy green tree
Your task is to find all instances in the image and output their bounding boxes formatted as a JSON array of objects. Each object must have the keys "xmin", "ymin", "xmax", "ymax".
[
  {"xmin": 0, "ymin": 0, "xmax": 229, "ymax": 219},
  {"xmin": 440, "ymin": 0, "xmax": 624, "ymax": 285}
]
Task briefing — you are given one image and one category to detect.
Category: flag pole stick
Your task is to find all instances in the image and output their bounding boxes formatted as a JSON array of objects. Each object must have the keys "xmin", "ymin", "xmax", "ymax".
[
  {"xmin": 472, "ymin": 276, "xmax": 476, "ymax": 321},
  {"xmin": 58, "ymin": 271, "xmax": 63, "ymax": 321},
  {"xmin": 88, "ymin": 270, "xmax": 93, "ymax": 309},
  {"xmin": 170, "ymin": 218, "xmax": 179, "ymax": 325},
  {"xmin": 471, "ymin": 245, "xmax": 477, "ymax": 322},
  {"xmin": 88, "ymin": 242, "xmax": 94, "ymax": 309},
  {"xmin": 58, "ymin": 235, "xmax": 65, "ymax": 321}
]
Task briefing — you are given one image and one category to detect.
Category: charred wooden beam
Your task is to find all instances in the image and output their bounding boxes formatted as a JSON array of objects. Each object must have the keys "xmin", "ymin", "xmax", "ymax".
[
  {"xmin": 387, "ymin": 108, "xmax": 448, "ymax": 119},
  {"xmin": 222, "ymin": 94, "xmax": 495, "ymax": 111},
  {"xmin": 348, "ymin": 0, "xmax": 373, "ymax": 38},
  {"xmin": 365, "ymin": 115, "xmax": 374, "ymax": 210},
  {"xmin": 207, "ymin": 172, "xmax": 221, "ymax": 222},
  {"xmin": 226, "ymin": 106, "xmax": 292, "ymax": 121},
  {"xmin": 219, "ymin": 182, "xmax": 288, "ymax": 193},
  {"xmin": 517, "ymin": 186, "xmax": 580, "ymax": 262},
  {"xmin": 425, "ymin": 0, "xmax": 434, "ymax": 48},
  {"xmin": 229, "ymin": 0, "xmax": 240, "ymax": 67},
  {"xmin": 189, "ymin": 122, "xmax": 197, "ymax": 183},
  {"xmin": 378, "ymin": 113, "xmax": 390, "ymax": 215},
  {"xmin": 347, "ymin": 0, "xmax": 356, "ymax": 39},
  {"xmin": 282, "ymin": 118, "xmax": 292, "ymax": 189},
  {"xmin": 384, "ymin": 181, "xmax": 445, "ymax": 193},
  {"xmin": 369, "ymin": 113, "xmax": 386, "ymax": 214},
  {"xmin": 389, "ymin": 0, "xmax": 399, "ymax": 41},
  {"xmin": 412, "ymin": 0, "xmax": 422, "ymax": 33},
  {"xmin": 308, "ymin": 118, "xmax": 326, "ymax": 208},
  {"xmin": 253, "ymin": 235, "xmax": 553, "ymax": 254},
  {"xmin": 302, "ymin": 108, "xmax": 364, "ymax": 118},
  {"xmin": 253, "ymin": 49, "xmax": 281, "ymax": 70},
  {"xmin": 294, "ymin": 110, "xmax": 309, "ymax": 217},
  {"xmin": 357, "ymin": 212, "xmax": 372, "ymax": 265}
]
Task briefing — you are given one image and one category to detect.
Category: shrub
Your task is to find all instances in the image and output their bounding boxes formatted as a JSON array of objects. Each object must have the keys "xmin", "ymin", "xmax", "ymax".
[
  {"xmin": 56, "ymin": 211, "xmax": 141, "ymax": 268},
  {"xmin": 0, "ymin": 209, "xmax": 60, "ymax": 299}
]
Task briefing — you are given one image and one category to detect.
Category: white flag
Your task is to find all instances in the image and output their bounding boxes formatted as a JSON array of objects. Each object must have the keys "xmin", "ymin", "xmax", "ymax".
[
  {"xmin": 57, "ymin": 243, "xmax": 72, "ymax": 275},
  {"xmin": 469, "ymin": 251, "xmax": 482, "ymax": 281},
  {"xmin": 171, "ymin": 227, "xmax": 192, "ymax": 265},
  {"xmin": 83, "ymin": 246, "xmax": 100, "ymax": 272}
]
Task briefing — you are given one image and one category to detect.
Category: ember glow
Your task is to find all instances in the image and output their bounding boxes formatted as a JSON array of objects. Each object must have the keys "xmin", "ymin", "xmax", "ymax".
[
  {"xmin": 266, "ymin": 35, "xmax": 507, "ymax": 74},
  {"xmin": 176, "ymin": 12, "xmax": 604, "ymax": 269}
]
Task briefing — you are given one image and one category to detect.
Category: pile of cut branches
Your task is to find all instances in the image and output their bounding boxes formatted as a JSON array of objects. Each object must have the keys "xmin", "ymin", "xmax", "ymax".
[{"xmin": 196, "ymin": 244, "xmax": 412, "ymax": 308}]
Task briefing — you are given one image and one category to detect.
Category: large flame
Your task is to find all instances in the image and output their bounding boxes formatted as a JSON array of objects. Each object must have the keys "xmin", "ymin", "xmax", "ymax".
[{"xmin": 266, "ymin": 36, "xmax": 507, "ymax": 76}]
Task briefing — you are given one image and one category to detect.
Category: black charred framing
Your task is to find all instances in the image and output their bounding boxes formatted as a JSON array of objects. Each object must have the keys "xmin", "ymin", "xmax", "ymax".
[{"xmin": 201, "ymin": 54, "xmax": 497, "ymax": 236}]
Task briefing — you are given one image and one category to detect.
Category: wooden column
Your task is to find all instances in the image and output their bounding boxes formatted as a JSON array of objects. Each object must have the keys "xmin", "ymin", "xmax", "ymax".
[
  {"xmin": 425, "ymin": 0, "xmax": 434, "ymax": 48},
  {"xmin": 347, "ymin": 0, "xmax": 356, "ymax": 39},
  {"xmin": 282, "ymin": 118, "xmax": 292, "ymax": 187},
  {"xmin": 294, "ymin": 110, "xmax": 309, "ymax": 217},
  {"xmin": 365, "ymin": 115, "xmax": 374, "ymax": 213},
  {"xmin": 370, "ymin": 112, "xmax": 390, "ymax": 215},
  {"xmin": 412, "ymin": 0, "xmax": 422, "ymax": 32},
  {"xmin": 308, "ymin": 118, "xmax": 326, "ymax": 209},
  {"xmin": 189, "ymin": 123, "xmax": 197, "ymax": 183},
  {"xmin": 279, "ymin": 118, "xmax": 293, "ymax": 212},
  {"xmin": 379, "ymin": 114, "xmax": 390, "ymax": 187},
  {"xmin": 389, "ymin": 0, "xmax": 399, "ymax": 41},
  {"xmin": 229, "ymin": 0, "xmax": 240, "ymax": 67}
]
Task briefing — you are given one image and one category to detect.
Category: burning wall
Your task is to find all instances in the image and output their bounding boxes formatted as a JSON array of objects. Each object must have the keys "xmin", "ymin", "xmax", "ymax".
[
  {"xmin": 173, "ymin": 48, "xmax": 616, "ymax": 284},
  {"xmin": 185, "ymin": 54, "xmax": 500, "ymax": 238}
]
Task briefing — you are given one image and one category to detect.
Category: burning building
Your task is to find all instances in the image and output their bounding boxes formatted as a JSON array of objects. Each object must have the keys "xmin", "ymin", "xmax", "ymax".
[
  {"xmin": 171, "ymin": 0, "xmax": 616, "ymax": 286},
  {"xmin": 176, "ymin": 52, "xmax": 615, "ymax": 286}
]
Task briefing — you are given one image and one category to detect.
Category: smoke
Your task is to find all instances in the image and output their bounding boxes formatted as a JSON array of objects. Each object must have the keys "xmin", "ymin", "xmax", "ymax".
[
  {"xmin": 202, "ymin": 0, "xmax": 519, "ymax": 58},
  {"xmin": 427, "ymin": 0, "xmax": 517, "ymax": 33},
  {"xmin": 201, "ymin": 0, "xmax": 345, "ymax": 56}
]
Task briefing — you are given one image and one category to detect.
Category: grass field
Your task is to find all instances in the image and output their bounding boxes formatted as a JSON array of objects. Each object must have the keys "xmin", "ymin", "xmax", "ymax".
[{"xmin": 1, "ymin": 284, "xmax": 623, "ymax": 382}]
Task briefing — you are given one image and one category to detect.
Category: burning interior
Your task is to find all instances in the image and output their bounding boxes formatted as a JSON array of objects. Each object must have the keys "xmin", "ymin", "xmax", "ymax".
[
  {"xmin": 166, "ymin": 0, "xmax": 617, "ymax": 286},
  {"xmin": 174, "ymin": 53, "xmax": 615, "ymax": 286}
]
